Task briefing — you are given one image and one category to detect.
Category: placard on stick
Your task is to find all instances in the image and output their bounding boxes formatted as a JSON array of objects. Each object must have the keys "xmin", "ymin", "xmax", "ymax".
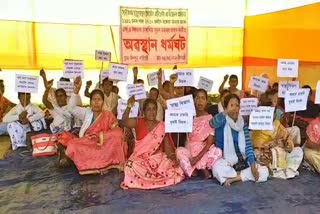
[
  {"xmin": 165, "ymin": 109, "xmax": 193, "ymax": 133},
  {"xmin": 127, "ymin": 84, "xmax": 147, "ymax": 100},
  {"xmin": 249, "ymin": 106, "xmax": 275, "ymax": 131},
  {"xmin": 174, "ymin": 69, "xmax": 194, "ymax": 87},
  {"xmin": 284, "ymin": 88, "xmax": 310, "ymax": 112},
  {"xmin": 166, "ymin": 95, "xmax": 196, "ymax": 116},
  {"xmin": 278, "ymin": 81, "xmax": 299, "ymax": 98},
  {"xmin": 147, "ymin": 71, "xmax": 165, "ymax": 86},
  {"xmin": 315, "ymin": 81, "xmax": 320, "ymax": 104},
  {"xmin": 63, "ymin": 60, "xmax": 84, "ymax": 79},
  {"xmin": 197, "ymin": 76, "xmax": 213, "ymax": 92},
  {"xmin": 100, "ymin": 70, "xmax": 109, "ymax": 84},
  {"xmin": 117, "ymin": 99, "xmax": 139, "ymax": 120},
  {"xmin": 57, "ymin": 81, "xmax": 73, "ymax": 96},
  {"xmin": 248, "ymin": 76, "xmax": 269, "ymax": 93},
  {"xmin": 277, "ymin": 59, "xmax": 299, "ymax": 77},
  {"xmin": 95, "ymin": 50, "xmax": 111, "ymax": 61},
  {"xmin": 240, "ymin": 98, "xmax": 258, "ymax": 116},
  {"xmin": 108, "ymin": 63, "xmax": 128, "ymax": 81},
  {"xmin": 15, "ymin": 74, "xmax": 39, "ymax": 93}
]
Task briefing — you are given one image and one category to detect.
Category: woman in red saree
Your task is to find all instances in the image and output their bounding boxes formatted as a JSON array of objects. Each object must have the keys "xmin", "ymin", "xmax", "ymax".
[
  {"xmin": 176, "ymin": 89, "xmax": 222, "ymax": 178},
  {"xmin": 121, "ymin": 98, "xmax": 184, "ymax": 189},
  {"xmin": 57, "ymin": 83, "xmax": 126, "ymax": 175}
]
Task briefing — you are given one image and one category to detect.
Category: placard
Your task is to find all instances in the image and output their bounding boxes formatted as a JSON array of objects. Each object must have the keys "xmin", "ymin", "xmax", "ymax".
[
  {"xmin": 117, "ymin": 99, "xmax": 139, "ymax": 120},
  {"xmin": 174, "ymin": 69, "xmax": 194, "ymax": 87},
  {"xmin": 147, "ymin": 71, "xmax": 165, "ymax": 86},
  {"xmin": 240, "ymin": 98, "xmax": 258, "ymax": 116},
  {"xmin": 63, "ymin": 60, "xmax": 84, "ymax": 79},
  {"xmin": 166, "ymin": 95, "xmax": 196, "ymax": 116},
  {"xmin": 277, "ymin": 59, "xmax": 299, "ymax": 77},
  {"xmin": 316, "ymin": 81, "xmax": 320, "ymax": 104},
  {"xmin": 127, "ymin": 84, "xmax": 147, "ymax": 100},
  {"xmin": 249, "ymin": 106, "xmax": 275, "ymax": 131},
  {"xmin": 165, "ymin": 109, "xmax": 193, "ymax": 133},
  {"xmin": 15, "ymin": 74, "xmax": 39, "ymax": 93},
  {"xmin": 100, "ymin": 70, "xmax": 109, "ymax": 83},
  {"xmin": 285, "ymin": 88, "xmax": 310, "ymax": 112},
  {"xmin": 95, "ymin": 50, "xmax": 111, "ymax": 61},
  {"xmin": 278, "ymin": 81, "xmax": 300, "ymax": 98},
  {"xmin": 248, "ymin": 76, "xmax": 269, "ymax": 93},
  {"xmin": 108, "ymin": 63, "xmax": 128, "ymax": 81},
  {"xmin": 197, "ymin": 76, "xmax": 213, "ymax": 92},
  {"xmin": 57, "ymin": 81, "xmax": 73, "ymax": 96}
]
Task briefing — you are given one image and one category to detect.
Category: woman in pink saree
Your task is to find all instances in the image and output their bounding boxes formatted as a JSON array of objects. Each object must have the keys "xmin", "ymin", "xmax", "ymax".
[
  {"xmin": 304, "ymin": 117, "xmax": 320, "ymax": 173},
  {"xmin": 121, "ymin": 98, "xmax": 184, "ymax": 189},
  {"xmin": 176, "ymin": 89, "xmax": 222, "ymax": 178},
  {"xmin": 57, "ymin": 83, "xmax": 126, "ymax": 175}
]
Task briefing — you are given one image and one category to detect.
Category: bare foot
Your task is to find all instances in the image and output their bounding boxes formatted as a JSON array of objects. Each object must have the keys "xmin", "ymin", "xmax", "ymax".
[
  {"xmin": 202, "ymin": 169, "xmax": 212, "ymax": 179},
  {"xmin": 223, "ymin": 175, "xmax": 241, "ymax": 186}
]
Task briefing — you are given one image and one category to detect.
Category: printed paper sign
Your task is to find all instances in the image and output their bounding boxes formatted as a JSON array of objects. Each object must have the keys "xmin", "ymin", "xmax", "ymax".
[
  {"xmin": 285, "ymin": 88, "xmax": 310, "ymax": 112},
  {"xmin": 278, "ymin": 81, "xmax": 300, "ymax": 98},
  {"xmin": 100, "ymin": 70, "xmax": 109, "ymax": 83},
  {"xmin": 63, "ymin": 60, "xmax": 84, "ymax": 79},
  {"xmin": 174, "ymin": 69, "xmax": 193, "ymax": 87},
  {"xmin": 57, "ymin": 81, "xmax": 73, "ymax": 96},
  {"xmin": 127, "ymin": 84, "xmax": 147, "ymax": 100},
  {"xmin": 315, "ymin": 81, "xmax": 320, "ymax": 104},
  {"xmin": 240, "ymin": 98, "xmax": 258, "ymax": 116},
  {"xmin": 166, "ymin": 95, "xmax": 196, "ymax": 116},
  {"xmin": 147, "ymin": 71, "xmax": 165, "ymax": 86},
  {"xmin": 277, "ymin": 59, "xmax": 299, "ymax": 77},
  {"xmin": 117, "ymin": 99, "xmax": 139, "ymax": 120},
  {"xmin": 165, "ymin": 109, "xmax": 193, "ymax": 133},
  {"xmin": 249, "ymin": 76, "xmax": 269, "ymax": 93},
  {"xmin": 15, "ymin": 74, "xmax": 39, "ymax": 93},
  {"xmin": 108, "ymin": 63, "xmax": 128, "ymax": 81},
  {"xmin": 95, "ymin": 50, "xmax": 111, "ymax": 61},
  {"xmin": 249, "ymin": 106, "xmax": 275, "ymax": 131},
  {"xmin": 197, "ymin": 76, "xmax": 213, "ymax": 92}
]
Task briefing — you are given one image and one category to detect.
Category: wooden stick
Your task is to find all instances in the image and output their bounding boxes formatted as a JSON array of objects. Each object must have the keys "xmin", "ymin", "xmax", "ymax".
[
  {"xmin": 177, "ymin": 133, "xmax": 180, "ymax": 148},
  {"xmin": 292, "ymin": 111, "xmax": 296, "ymax": 127}
]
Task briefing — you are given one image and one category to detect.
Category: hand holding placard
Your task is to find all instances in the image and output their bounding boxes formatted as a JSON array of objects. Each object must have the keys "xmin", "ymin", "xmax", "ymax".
[
  {"xmin": 284, "ymin": 88, "xmax": 310, "ymax": 112},
  {"xmin": 249, "ymin": 106, "xmax": 275, "ymax": 130}
]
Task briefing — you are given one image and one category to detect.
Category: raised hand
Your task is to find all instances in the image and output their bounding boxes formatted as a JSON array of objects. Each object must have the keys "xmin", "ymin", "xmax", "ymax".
[
  {"xmin": 46, "ymin": 79, "xmax": 54, "ymax": 89},
  {"xmin": 223, "ymin": 74, "xmax": 229, "ymax": 82},
  {"xmin": 127, "ymin": 96, "xmax": 136, "ymax": 108},
  {"xmin": 40, "ymin": 69, "xmax": 46, "ymax": 78},
  {"xmin": 86, "ymin": 80, "xmax": 92, "ymax": 88},
  {"xmin": 169, "ymin": 74, "xmax": 177, "ymax": 84},
  {"xmin": 73, "ymin": 76, "xmax": 82, "ymax": 94},
  {"xmin": 133, "ymin": 67, "xmax": 138, "ymax": 76}
]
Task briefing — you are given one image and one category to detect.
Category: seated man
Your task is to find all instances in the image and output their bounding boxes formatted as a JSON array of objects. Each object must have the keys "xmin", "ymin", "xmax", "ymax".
[{"xmin": 0, "ymin": 80, "xmax": 16, "ymax": 135}]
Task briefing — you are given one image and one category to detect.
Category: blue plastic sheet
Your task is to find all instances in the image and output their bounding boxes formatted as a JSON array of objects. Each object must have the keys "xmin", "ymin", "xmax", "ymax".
[{"xmin": 1, "ymin": 150, "xmax": 320, "ymax": 214}]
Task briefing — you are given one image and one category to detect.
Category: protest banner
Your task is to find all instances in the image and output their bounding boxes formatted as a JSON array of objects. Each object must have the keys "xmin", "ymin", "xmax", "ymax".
[
  {"xmin": 108, "ymin": 63, "xmax": 128, "ymax": 81},
  {"xmin": 315, "ymin": 80, "xmax": 320, "ymax": 104},
  {"xmin": 127, "ymin": 84, "xmax": 147, "ymax": 100},
  {"xmin": 63, "ymin": 60, "xmax": 84, "ymax": 79},
  {"xmin": 57, "ymin": 81, "xmax": 73, "ymax": 96},
  {"xmin": 117, "ymin": 99, "xmax": 139, "ymax": 120},
  {"xmin": 100, "ymin": 70, "xmax": 109, "ymax": 83},
  {"xmin": 166, "ymin": 95, "xmax": 196, "ymax": 116},
  {"xmin": 277, "ymin": 59, "xmax": 299, "ymax": 77},
  {"xmin": 174, "ymin": 69, "xmax": 193, "ymax": 87},
  {"xmin": 147, "ymin": 71, "xmax": 165, "ymax": 86},
  {"xmin": 284, "ymin": 88, "xmax": 310, "ymax": 112},
  {"xmin": 240, "ymin": 98, "xmax": 258, "ymax": 116},
  {"xmin": 120, "ymin": 7, "xmax": 188, "ymax": 65},
  {"xmin": 197, "ymin": 76, "xmax": 213, "ymax": 92},
  {"xmin": 165, "ymin": 109, "xmax": 193, "ymax": 133},
  {"xmin": 249, "ymin": 106, "xmax": 275, "ymax": 131},
  {"xmin": 15, "ymin": 74, "xmax": 39, "ymax": 94},
  {"xmin": 248, "ymin": 76, "xmax": 269, "ymax": 93},
  {"xmin": 278, "ymin": 81, "xmax": 300, "ymax": 98},
  {"xmin": 95, "ymin": 50, "xmax": 111, "ymax": 61}
]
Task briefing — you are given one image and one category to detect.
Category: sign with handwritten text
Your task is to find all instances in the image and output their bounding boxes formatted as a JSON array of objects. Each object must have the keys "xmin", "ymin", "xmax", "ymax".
[
  {"xmin": 117, "ymin": 99, "xmax": 139, "ymax": 120},
  {"xmin": 165, "ymin": 109, "xmax": 193, "ymax": 133},
  {"xmin": 277, "ymin": 59, "xmax": 299, "ymax": 77},
  {"xmin": 249, "ymin": 107, "xmax": 275, "ymax": 130},
  {"xmin": 248, "ymin": 76, "xmax": 269, "ymax": 93},
  {"xmin": 197, "ymin": 76, "xmax": 213, "ymax": 92},
  {"xmin": 147, "ymin": 71, "xmax": 165, "ymax": 86},
  {"xmin": 95, "ymin": 50, "xmax": 111, "ymax": 61},
  {"xmin": 174, "ymin": 69, "xmax": 194, "ymax": 87},
  {"xmin": 166, "ymin": 95, "xmax": 196, "ymax": 116},
  {"xmin": 240, "ymin": 98, "xmax": 258, "ymax": 116},
  {"xmin": 278, "ymin": 81, "xmax": 300, "ymax": 98},
  {"xmin": 57, "ymin": 81, "xmax": 73, "ymax": 96},
  {"xmin": 100, "ymin": 70, "xmax": 109, "ymax": 83},
  {"xmin": 316, "ymin": 81, "xmax": 320, "ymax": 104},
  {"xmin": 285, "ymin": 88, "xmax": 310, "ymax": 112},
  {"xmin": 15, "ymin": 74, "xmax": 39, "ymax": 93},
  {"xmin": 63, "ymin": 60, "xmax": 84, "ymax": 79},
  {"xmin": 108, "ymin": 63, "xmax": 128, "ymax": 81},
  {"xmin": 127, "ymin": 84, "xmax": 147, "ymax": 100}
]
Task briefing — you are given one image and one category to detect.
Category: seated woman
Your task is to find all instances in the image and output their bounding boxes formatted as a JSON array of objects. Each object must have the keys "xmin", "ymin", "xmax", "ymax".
[
  {"xmin": 209, "ymin": 94, "xmax": 269, "ymax": 186},
  {"xmin": 251, "ymin": 101, "xmax": 303, "ymax": 179},
  {"xmin": 3, "ymin": 93, "xmax": 46, "ymax": 150},
  {"xmin": 121, "ymin": 97, "xmax": 184, "ymax": 189},
  {"xmin": 176, "ymin": 89, "xmax": 222, "ymax": 178},
  {"xmin": 304, "ymin": 117, "xmax": 320, "ymax": 173},
  {"xmin": 57, "ymin": 80, "xmax": 126, "ymax": 175}
]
